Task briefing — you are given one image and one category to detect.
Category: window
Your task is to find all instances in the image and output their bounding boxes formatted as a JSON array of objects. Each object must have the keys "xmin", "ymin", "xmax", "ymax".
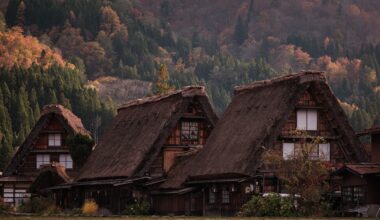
[
  {"xmin": 343, "ymin": 186, "xmax": 364, "ymax": 204},
  {"xmin": 209, "ymin": 190, "xmax": 215, "ymax": 204},
  {"xmin": 283, "ymin": 143, "xmax": 295, "ymax": 160},
  {"xmin": 36, "ymin": 154, "xmax": 50, "ymax": 168},
  {"xmin": 3, "ymin": 186, "xmax": 30, "ymax": 205},
  {"xmin": 307, "ymin": 143, "xmax": 319, "ymax": 160},
  {"xmin": 282, "ymin": 143, "xmax": 330, "ymax": 161},
  {"xmin": 48, "ymin": 134, "xmax": 61, "ymax": 147},
  {"xmin": 222, "ymin": 187, "xmax": 230, "ymax": 204},
  {"xmin": 181, "ymin": 121, "xmax": 199, "ymax": 141},
  {"xmin": 297, "ymin": 109, "xmax": 317, "ymax": 131},
  {"xmin": 59, "ymin": 154, "xmax": 73, "ymax": 169},
  {"xmin": 319, "ymin": 143, "xmax": 330, "ymax": 161}
]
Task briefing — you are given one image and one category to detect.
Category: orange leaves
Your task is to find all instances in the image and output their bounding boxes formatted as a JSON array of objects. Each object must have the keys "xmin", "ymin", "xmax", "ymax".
[{"xmin": 0, "ymin": 27, "xmax": 69, "ymax": 70}]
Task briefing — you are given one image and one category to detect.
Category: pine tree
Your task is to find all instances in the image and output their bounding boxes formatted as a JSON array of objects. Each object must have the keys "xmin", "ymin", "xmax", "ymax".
[
  {"xmin": 0, "ymin": 12, "xmax": 6, "ymax": 32},
  {"xmin": 234, "ymin": 15, "xmax": 248, "ymax": 45},
  {"xmin": 246, "ymin": 0, "xmax": 254, "ymax": 23},
  {"xmin": 0, "ymin": 138, "xmax": 12, "ymax": 170},
  {"xmin": 16, "ymin": 0, "xmax": 26, "ymax": 28},
  {"xmin": 33, "ymin": 102, "xmax": 40, "ymax": 122}
]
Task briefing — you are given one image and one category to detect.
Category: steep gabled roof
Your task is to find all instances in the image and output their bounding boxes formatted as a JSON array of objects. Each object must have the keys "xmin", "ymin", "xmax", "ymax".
[
  {"xmin": 161, "ymin": 71, "xmax": 369, "ymax": 188},
  {"xmin": 4, "ymin": 105, "xmax": 89, "ymax": 176},
  {"xmin": 77, "ymin": 86, "xmax": 218, "ymax": 181}
]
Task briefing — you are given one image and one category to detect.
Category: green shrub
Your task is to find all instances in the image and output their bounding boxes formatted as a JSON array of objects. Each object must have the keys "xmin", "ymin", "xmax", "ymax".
[
  {"xmin": 69, "ymin": 208, "xmax": 83, "ymax": 216},
  {"xmin": 239, "ymin": 193, "xmax": 295, "ymax": 217},
  {"xmin": 0, "ymin": 198, "xmax": 12, "ymax": 214},
  {"xmin": 18, "ymin": 197, "xmax": 61, "ymax": 215},
  {"xmin": 122, "ymin": 201, "xmax": 150, "ymax": 215},
  {"xmin": 67, "ymin": 134, "xmax": 94, "ymax": 168}
]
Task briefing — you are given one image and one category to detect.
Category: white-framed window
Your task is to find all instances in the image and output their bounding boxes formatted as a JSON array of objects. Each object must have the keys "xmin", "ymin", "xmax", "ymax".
[
  {"xmin": 297, "ymin": 109, "xmax": 317, "ymax": 131},
  {"xmin": 48, "ymin": 134, "xmax": 61, "ymax": 147},
  {"xmin": 319, "ymin": 143, "xmax": 330, "ymax": 161},
  {"xmin": 36, "ymin": 154, "xmax": 50, "ymax": 168},
  {"xmin": 282, "ymin": 143, "xmax": 295, "ymax": 160},
  {"xmin": 282, "ymin": 142, "xmax": 330, "ymax": 161},
  {"xmin": 222, "ymin": 187, "xmax": 230, "ymax": 204},
  {"xmin": 59, "ymin": 154, "xmax": 73, "ymax": 169}
]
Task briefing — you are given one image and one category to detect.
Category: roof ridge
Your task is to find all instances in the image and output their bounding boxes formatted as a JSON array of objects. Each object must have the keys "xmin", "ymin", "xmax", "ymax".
[
  {"xmin": 118, "ymin": 85, "xmax": 206, "ymax": 110},
  {"xmin": 234, "ymin": 71, "xmax": 326, "ymax": 94}
]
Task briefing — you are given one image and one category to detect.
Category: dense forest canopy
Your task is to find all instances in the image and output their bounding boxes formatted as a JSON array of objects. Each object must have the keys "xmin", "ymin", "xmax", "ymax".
[{"xmin": 1, "ymin": 0, "xmax": 380, "ymax": 168}]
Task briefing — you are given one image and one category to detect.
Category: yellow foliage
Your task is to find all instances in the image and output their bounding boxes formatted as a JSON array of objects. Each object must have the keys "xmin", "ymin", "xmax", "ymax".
[
  {"xmin": 0, "ymin": 27, "xmax": 69, "ymax": 69},
  {"xmin": 82, "ymin": 199, "xmax": 98, "ymax": 215}
]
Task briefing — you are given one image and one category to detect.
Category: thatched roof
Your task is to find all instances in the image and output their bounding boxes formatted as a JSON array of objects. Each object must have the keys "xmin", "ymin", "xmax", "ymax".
[
  {"xmin": 41, "ymin": 105, "xmax": 90, "ymax": 136},
  {"xmin": 4, "ymin": 104, "xmax": 90, "ymax": 176},
  {"xmin": 29, "ymin": 163, "xmax": 74, "ymax": 194},
  {"xmin": 160, "ymin": 71, "xmax": 369, "ymax": 189},
  {"xmin": 77, "ymin": 86, "xmax": 218, "ymax": 181}
]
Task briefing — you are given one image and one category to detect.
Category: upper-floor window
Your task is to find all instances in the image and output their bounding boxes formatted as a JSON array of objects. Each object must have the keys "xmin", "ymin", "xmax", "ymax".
[
  {"xmin": 297, "ymin": 109, "xmax": 317, "ymax": 131},
  {"xmin": 181, "ymin": 121, "xmax": 199, "ymax": 141},
  {"xmin": 59, "ymin": 154, "xmax": 73, "ymax": 169},
  {"xmin": 282, "ymin": 143, "xmax": 330, "ymax": 161},
  {"xmin": 36, "ymin": 154, "xmax": 50, "ymax": 168},
  {"xmin": 48, "ymin": 134, "xmax": 61, "ymax": 147}
]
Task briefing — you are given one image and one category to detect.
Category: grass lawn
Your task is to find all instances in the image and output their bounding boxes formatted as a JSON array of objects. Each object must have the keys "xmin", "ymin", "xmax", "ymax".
[{"xmin": 0, "ymin": 216, "xmax": 369, "ymax": 220}]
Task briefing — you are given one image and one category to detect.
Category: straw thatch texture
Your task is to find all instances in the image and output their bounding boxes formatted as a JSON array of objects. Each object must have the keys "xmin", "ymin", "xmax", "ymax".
[
  {"xmin": 160, "ymin": 72, "xmax": 369, "ymax": 189},
  {"xmin": 4, "ymin": 105, "xmax": 90, "ymax": 176},
  {"xmin": 77, "ymin": 86, "xmax": 218, "ymax": 181}
]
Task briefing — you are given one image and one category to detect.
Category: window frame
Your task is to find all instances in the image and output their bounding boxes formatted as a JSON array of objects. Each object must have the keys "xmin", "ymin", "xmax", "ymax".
[
  {"xmin": 59, "ymin": 154, "xmax": 73, "ymax": 169},
  {"xmin": 296, "ymin": 109, "xmax": 318, "ymax": 131},
  {"xmin": 48, "ymin": 134, "xmax": 62, "ymax": 147},
  {"xmin": 36, "ymin": 154, "xmax": 50, "ymax": 169},
  {"xmin": 282, "ymin": 143, "xmax": 295, "ymax": 160},
  {"xmin": 282, "ymin": 142, "xmax": 330, "ymax": 161},
  {"xmin": 180, "ymin": 121, "xmax": 199, "ymax": 142},
  {"xmin": 342, "ymin": 185, "xmax": 365, "ymax": 204},
  {"xmin": 208, "ymin": 189, "xmax": 216, "ymax": 204},
  {"xmin": 221, "ymin": 187, "xmax": 230, "ymax": 204}
]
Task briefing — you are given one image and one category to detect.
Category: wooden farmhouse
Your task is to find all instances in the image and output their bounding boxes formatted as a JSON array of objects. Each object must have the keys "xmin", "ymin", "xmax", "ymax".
[
  {"xmin": 0, "ymin": 105, "xmax": 90, "ymax": 207},
  {"xmin": 48, "ymin": 86, "xmax": 218, "ymax": 213},
  {"xmin": 154, "ymin": 71, "xmax": 369, "ymax": 216}
]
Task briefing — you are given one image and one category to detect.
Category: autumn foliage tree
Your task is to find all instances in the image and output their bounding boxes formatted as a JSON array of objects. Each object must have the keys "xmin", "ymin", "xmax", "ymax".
[
  {"xmin": 263, "ymin": 131, "xmax": 330, "ymax": 216},
  {"xmin": 0, "ymin": 27, "xmax": 69, "ymax": 69},
  {"xmin": 153, "ymin": 64, "xmax": 175, "ymax": 95}
]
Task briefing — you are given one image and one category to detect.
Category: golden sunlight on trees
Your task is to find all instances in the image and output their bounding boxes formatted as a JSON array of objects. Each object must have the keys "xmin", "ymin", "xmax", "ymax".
[{"xmin": 0, "ymin": 27, "xmax": 70, "ymax": 69}]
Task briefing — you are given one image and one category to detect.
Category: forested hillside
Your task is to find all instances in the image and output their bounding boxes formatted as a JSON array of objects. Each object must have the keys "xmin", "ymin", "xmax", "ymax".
[{"xmin": 2, "ymin": 0, "xmax": 380, "ymax": 168}]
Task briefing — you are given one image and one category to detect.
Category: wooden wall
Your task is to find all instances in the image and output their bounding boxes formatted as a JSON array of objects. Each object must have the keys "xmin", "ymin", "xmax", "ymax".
[
  {"xmin": 149, "ymin": 100, "xmax": 213, "ymax": 176},
  {"xmin": 275, "ymin": 90, "xmax": 349, "ymax": 164},
  {"xmin": 371, "ymin": 134, "xmax": 380, "ymax": 163},
  {"xmin": 17, "ymin": 116, "xmax": 73, "ymax": 176}
]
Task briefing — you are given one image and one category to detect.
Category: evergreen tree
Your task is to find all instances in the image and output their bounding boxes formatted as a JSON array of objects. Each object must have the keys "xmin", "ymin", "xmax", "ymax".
[
  {"xmin": 234, "ymin": 15, "xmax": 248, "ymax": 45},
  {"xmin": 0, "ymin": 12, "xmax": 6, "ymax": 32},
  {"xmin": 16, "ymin": 0, "xmax": 26, "ymax": 28}
]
